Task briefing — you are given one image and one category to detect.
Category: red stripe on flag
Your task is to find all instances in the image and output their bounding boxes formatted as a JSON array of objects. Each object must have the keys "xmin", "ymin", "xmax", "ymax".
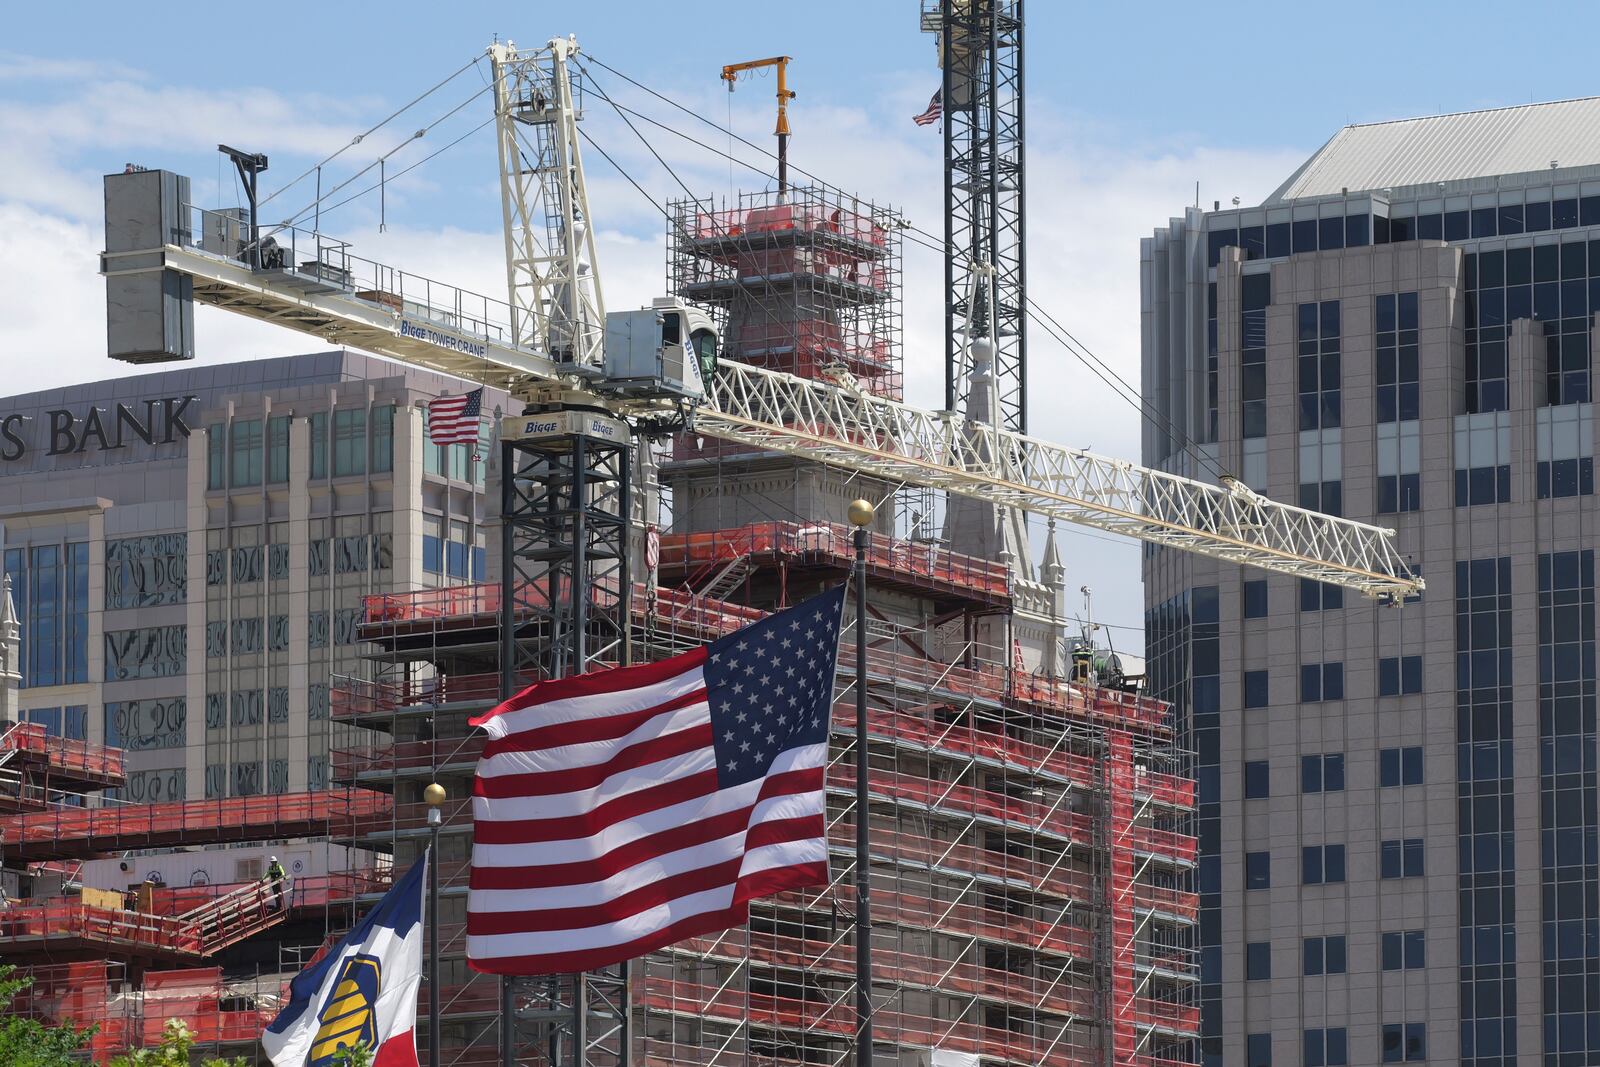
[
  {"xmin": 470, "ymin": 771, "xmax": 825, "ymax": 890},
  {"xmin": 470, "ymin": 647, "xmax": 708, "ymax": 727},
  {"xmin": 472, "ymin": 769, "xmax": 721, "ymax": 844},
  {"xmin": 473, "ymin": 722, "xmax": 713, "ymax": 799},
  {"xmin": 466, "ymin": 862, "xmax": 829, "ymax": 976},
  {"xmin": 482, "ymin": 687, "xmax": 709, "ymax": 758}
]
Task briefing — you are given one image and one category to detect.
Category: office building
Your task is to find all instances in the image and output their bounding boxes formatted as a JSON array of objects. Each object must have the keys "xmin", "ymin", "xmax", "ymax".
[{"xmin": 1143, "ymin": 97, "xmax": 1600, "ymax": 1067}]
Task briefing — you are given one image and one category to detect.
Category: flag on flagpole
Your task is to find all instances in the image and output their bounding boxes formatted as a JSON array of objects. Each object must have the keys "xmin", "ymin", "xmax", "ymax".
[
  {"xmin": 427, "ymin": 388, "xmax": 483, "ymax": 446},
  {"xmin": 263, "ymin": 853, "xmax": 427, "ymax": 1067},
  {"xmin": 912, "ymin": 90, "xmax": 942, "ymax": 126},
  {"xmin": 466, "ymin": 587, "xmax": 846, "ymax": 976}
]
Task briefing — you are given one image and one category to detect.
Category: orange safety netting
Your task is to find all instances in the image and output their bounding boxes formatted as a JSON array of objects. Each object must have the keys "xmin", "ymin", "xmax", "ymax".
[
  {"xmin": 657, "ymin": 521, "xmax": 1010, "ymax": 603},
  {"xmin": 681, "ymin": 201, "xmax": 890, "ymax": 250},
  {"xmin": 0, "ymin": 721, "xmax": 125, "ymax": 783},
  {"xmin": 0, "ymin": 790, "xmax": 392, "ymax": 860}
]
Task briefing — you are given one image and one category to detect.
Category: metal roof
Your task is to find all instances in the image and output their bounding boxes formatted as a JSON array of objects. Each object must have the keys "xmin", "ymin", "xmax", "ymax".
[{"xmin": 1268, "ymin": 97, "xmax": 1600, "ymax": 202}]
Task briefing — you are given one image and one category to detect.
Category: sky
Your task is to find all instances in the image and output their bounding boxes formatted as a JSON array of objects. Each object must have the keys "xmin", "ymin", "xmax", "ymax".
[{"xmin": 6, "ymin": 0, "xmax": 1600, "ymax": 643}]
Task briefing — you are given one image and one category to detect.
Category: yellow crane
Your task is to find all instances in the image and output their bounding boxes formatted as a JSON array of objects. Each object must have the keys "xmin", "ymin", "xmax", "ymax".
[{"xmin": 721, "ymin": 56, "xmax": 795, "ymax": 195}]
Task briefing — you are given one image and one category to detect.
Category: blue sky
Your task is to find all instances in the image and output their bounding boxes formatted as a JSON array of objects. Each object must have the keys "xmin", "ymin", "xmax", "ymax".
[{"xmin": 6, "ymin": 0, "xmax": 1600, "ymax": 636}]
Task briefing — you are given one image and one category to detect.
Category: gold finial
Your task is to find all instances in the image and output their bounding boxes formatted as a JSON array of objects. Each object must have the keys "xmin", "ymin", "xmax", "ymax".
[
  {"xmin": 847, "ymin": 499, "xmax": 875, "ymax": 528},
  {"xmin": 423, "ymin": 782, "xmax": 446, "ymax": 807}
]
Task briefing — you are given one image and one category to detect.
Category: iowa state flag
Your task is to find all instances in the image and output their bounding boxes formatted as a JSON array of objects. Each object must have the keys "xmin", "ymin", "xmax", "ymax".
[{"xmin": 263, "ymin": 852, "xmax": 427, "ymax": 1067}]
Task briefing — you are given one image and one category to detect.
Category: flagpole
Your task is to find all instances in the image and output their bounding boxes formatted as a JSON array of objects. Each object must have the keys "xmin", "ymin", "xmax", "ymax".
[
  {"xmin": 846, "ymin": 499, "xmax": 874, "ymax": 1067},
  {"xmin": 425, "ymin": 784, "xmax": 445, "ymax": 1067}
]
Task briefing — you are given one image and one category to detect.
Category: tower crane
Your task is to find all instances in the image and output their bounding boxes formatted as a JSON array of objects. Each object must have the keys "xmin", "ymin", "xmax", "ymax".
[{"xmin": 99, "ymin": 34, "xmax": 1422, "ymax": 605}]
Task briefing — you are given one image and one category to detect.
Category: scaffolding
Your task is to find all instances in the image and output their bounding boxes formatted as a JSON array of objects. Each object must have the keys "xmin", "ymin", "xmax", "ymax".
[
  {"xmin": 668, "ymin": 187, "xmax": 903, "ymax": 404},
  {"xmin": 337, "ymin": 518, "xmax": 1200, "ymax": 1067}
]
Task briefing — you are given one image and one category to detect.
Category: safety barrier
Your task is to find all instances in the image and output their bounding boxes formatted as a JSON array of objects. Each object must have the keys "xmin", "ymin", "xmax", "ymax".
[
  {"xmin": 0, "ymin": 789, "xmax": 393, "ymax": 860},
  {"xmin": 657, "ymin": 521, "xmax": 1010, "ymax": 604},
  {"xmin": 0, "ymin": 720, "xmax": 125, "ymax": 785}
]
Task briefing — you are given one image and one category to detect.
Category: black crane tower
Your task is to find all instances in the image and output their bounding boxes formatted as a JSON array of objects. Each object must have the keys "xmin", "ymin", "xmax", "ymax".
[{"xmin": 926, "ymin": 0, "xmax": 1027, "ymax": 433}]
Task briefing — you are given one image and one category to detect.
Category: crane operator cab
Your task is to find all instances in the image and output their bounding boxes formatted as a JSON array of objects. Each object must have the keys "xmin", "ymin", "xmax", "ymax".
[{"xmin": 601, "ymin": 296, "xmax": 719, "ymax": 404}]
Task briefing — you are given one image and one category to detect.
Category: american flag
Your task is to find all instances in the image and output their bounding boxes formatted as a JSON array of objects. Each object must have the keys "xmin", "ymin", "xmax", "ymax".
[
  {"xmin": 466, "ymin": 587, "xmax": 845, "ymax": 975},
  {"xmin": 427, "ymin": 388, "xmax": 483, "ymax": 445},
  {"xmin": 912, "ymin": 90, "xmax": 942, "ymax": 127}
]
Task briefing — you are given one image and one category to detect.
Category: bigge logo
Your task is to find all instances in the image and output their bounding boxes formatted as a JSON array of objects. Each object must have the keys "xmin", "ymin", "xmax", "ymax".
[{"xmin": 309, "ymin": 954, "xmax": 381, "ymax": 1066}]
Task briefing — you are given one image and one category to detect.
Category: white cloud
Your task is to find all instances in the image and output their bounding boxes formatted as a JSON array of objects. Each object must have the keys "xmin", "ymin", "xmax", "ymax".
[{"xmin": 0, "ymin": 48, "xmax": 1303, "ymax": 641}]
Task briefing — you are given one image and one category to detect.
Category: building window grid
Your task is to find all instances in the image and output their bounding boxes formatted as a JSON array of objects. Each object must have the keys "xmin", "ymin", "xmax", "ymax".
[
  {"xmin": 1298, "ymin": 300, "xmax": 1341, "ymax": 431},
  {"xmin": 1381, "ymin": 1022, "xmax": 1427, "ymax": 1063},
  {"xmin": 1380, "ymin": 837, "xmax": 1426, "ymax": 879},
  {"xmin": 1380, "ymin": 746, "xmax": 1424, "ymax": 787},
  {"xmin": 1538, "ymin": 549, "xmax": 1600, "ymax": 1059},
  {"xmin": 1304, "ymin": 1027, "xmax": 1348, "ymax": 1067},
  {"xmin": 1300, "ymin": 661, "xmax": 1345, "ymax": 703},
  {"xmin": 1241, "ymin": 275, "xmax": 1269, "ymax": 440},
  {"xmin": 1456, "ymin": 555, "xmax": 1518, "ymax": 1066},
  {"xmin": 1382, "ymin": 930, "xmax": 1426, "ymax": 971},
  {"xmin": 1379, "ymin": 655, "xmax": 1424, "ymax": 697},
  {"xmin": 1302, "ymin": 843, "xmax": 1346, "ymax": 885},
  {"xmin": 1301, "ymin": 753, "xmax": 1345, "ymax": 794},
  {"xmin": 1146, "ymin": 586, "xmax": 1220, "ymax": 1060},
  {"xmin": 1303, "ymin": 935, "xmax": 1346, "ymax": 976},
  {"xmin": 1376, "ymin": 291, "xmax": 1421, "ymax": 423}
]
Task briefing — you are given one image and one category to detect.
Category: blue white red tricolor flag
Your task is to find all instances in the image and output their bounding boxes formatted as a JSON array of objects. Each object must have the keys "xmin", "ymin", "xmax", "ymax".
[
  {"xmin": 427, "ymin": 388, "xmax": 483, "ymax": 445},
  {"xmin": 262, "ymin": 853, "xmax": 426, "ymax": 1067},
  {"xmin": 466, "ymin": 587, "xmax": 846, "ymax": 975},
  {"xmin": 912, "ymin": 90, "xmax": 942, "ymax": 126}
]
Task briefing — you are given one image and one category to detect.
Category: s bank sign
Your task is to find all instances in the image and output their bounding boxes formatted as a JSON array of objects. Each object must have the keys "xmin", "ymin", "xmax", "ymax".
[{"xmin": 0, "ymin": 396, "xmax": 198, "ymax": 461}]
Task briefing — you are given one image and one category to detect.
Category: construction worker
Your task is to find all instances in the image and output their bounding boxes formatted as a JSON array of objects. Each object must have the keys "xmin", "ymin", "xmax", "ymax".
[{"xmin": 263, "ymin": 855, "xmax": 288, "ymax": 912}]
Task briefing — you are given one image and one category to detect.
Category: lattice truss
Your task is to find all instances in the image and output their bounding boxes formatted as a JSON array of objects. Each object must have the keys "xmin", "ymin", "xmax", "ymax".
[{"xmin": 702, "ymin": 360, "xmax": 1420, "ymax": 598}]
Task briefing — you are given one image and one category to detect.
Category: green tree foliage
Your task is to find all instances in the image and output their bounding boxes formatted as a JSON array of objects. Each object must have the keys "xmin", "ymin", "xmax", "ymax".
[
  {"xmin": 106, "ymin": 1018, "xmax": 249, "ymax": 1067},
  {"xmin": 0, "ymin": 964, "xmax": 96, "ymax": 1067}
]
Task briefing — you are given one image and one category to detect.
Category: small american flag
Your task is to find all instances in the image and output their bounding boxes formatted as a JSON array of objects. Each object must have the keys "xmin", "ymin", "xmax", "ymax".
[
  {"xmin": 466, "ymin": 587, "xmax": 845, "ymax": 975},
  {"xmin": 427, "ymin": 388, "xmax": 483, "ymax": 445},
  {"xmin": 912, "ymin": 90, "xmax": 942, "ymax": 127}
]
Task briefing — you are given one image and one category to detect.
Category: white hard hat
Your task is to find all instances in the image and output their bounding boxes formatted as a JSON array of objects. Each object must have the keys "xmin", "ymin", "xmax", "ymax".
[{"xmin": 269, "ymin": 856, "xmax": 278, "ymax": 862}]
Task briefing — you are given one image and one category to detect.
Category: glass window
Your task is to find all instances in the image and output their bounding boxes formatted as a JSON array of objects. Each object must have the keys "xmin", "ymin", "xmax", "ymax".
[
  {"xmin": 28, "ymin": 545, "xmax": 60, "ymax": 687},
  {"xmin": 1303, "ymin": 935, "xmax": 1346, "ymax": 976},
  {"xmin": 1382, "ymin": 1022, "xmax": 1426, "ymax": 1062},
  {"xmin": 1247, "ymin": 1032, "xmax": 1272, "ymax": 1067},
  {"xmin": 1301, "ymin": 753, "xmax": 1344, "ymax": 793},
  {"xmin": 1245, "ymin": 941, "xmax": 1271, "ymax": 980},
  {"xmin": 371, "ymin": 404, "xmax": 394, "ymax": 473},
  {"xmin": 1245, "ymin": 850, "xmax": 1270, "ymax": 890},
  {"xmin": 1538, "ymin": 457, "xmax": 1595, "ymax": 498},
  {"xmin": 106, "ymin": 534, "xmax": 187, "ymax": 609},
  {"xmin": 1378, "ymin": 473, "xmax": 1421, "ymax": 513},
  {"xmin": 104, "ymin": 625, "xmax": 186, "ymax": 681},
  {"xmin": 230, "ymin": 418, "xmax": 263, "ymax": 487},
  {"xmin": 1299, "ymin": 579, "xmax": 1343, "ymax": 612},
  {"xmin": 1303, "ymin": 844, "xmax": 1344, "ymax": 885},
  {"xmin": 1244, "ymin": 760, "xmax": 1269, "ymax": 799},
  {"xmin": 1382, "ymin": 930, "xmax": 1425, "ymax": 970},
  {"xmin": 333, "ymin": 408, "xmax": 367, "ymax": 477},
  {"xmin": 1244, "ymin": 670, "xmax": 1269, "ymax": 709},
  {"xmin": 1305, "ymin": 1027, "xmax": 1347, "ymax": 1067},
  {"xmin": 1297, "ymin": 300, "xmax": 1341, "ymax": 431},
  {"xmin": 1242, "ymin": 580, "xmax": 1268, "ymax": 619},
  {"xmin": 65, "ymin": 542, "xmax": 87, "ymax": 685},
  {"xmin": 1301, "ymin": 662, "xmax": 1344, "ymax": 702},
  {"xmin": 1455, "ymin": 464, "xmax": 1512, "ymax": 506},
  {"xmin": 1378, "ymin": 655, "xmax": 1423, "ymax": 696},
  {"xmin": 1380, "ymin": 838, "xmax": 1425, "ymax": 879},
  {"xmin": 267, "ymin": 415, "xmax": 290, "ymax": 483},
  {"xmin": 206, "ymin": 424, "xmax": 225, "ymax": 490},
  {"xmin": 309, "ymin": 411, "xmax": 328, "ymax": 479},
  {"xmin": 1379, "ymin": 746, "xmax": 1424, "ymax": 787}
]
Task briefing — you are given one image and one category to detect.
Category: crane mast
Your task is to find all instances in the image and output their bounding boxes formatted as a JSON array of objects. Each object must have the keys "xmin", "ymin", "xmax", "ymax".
[{"xmin": 489, "ymin": 36, "xmax": 606, "ymax": 366}]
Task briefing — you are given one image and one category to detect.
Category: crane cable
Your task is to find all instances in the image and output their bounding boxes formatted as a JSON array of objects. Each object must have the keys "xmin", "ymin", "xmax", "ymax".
[
  {"xmin": 271, "ymin": 80, "xmax": 495, "ymax": 233},
  {"xmin": 578, "ymin": 55, "xmax": 1227, "ymax": 482},
  {"xmin": 260, "ymin": 53, "xmax": 486, "ymax": 208}
]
